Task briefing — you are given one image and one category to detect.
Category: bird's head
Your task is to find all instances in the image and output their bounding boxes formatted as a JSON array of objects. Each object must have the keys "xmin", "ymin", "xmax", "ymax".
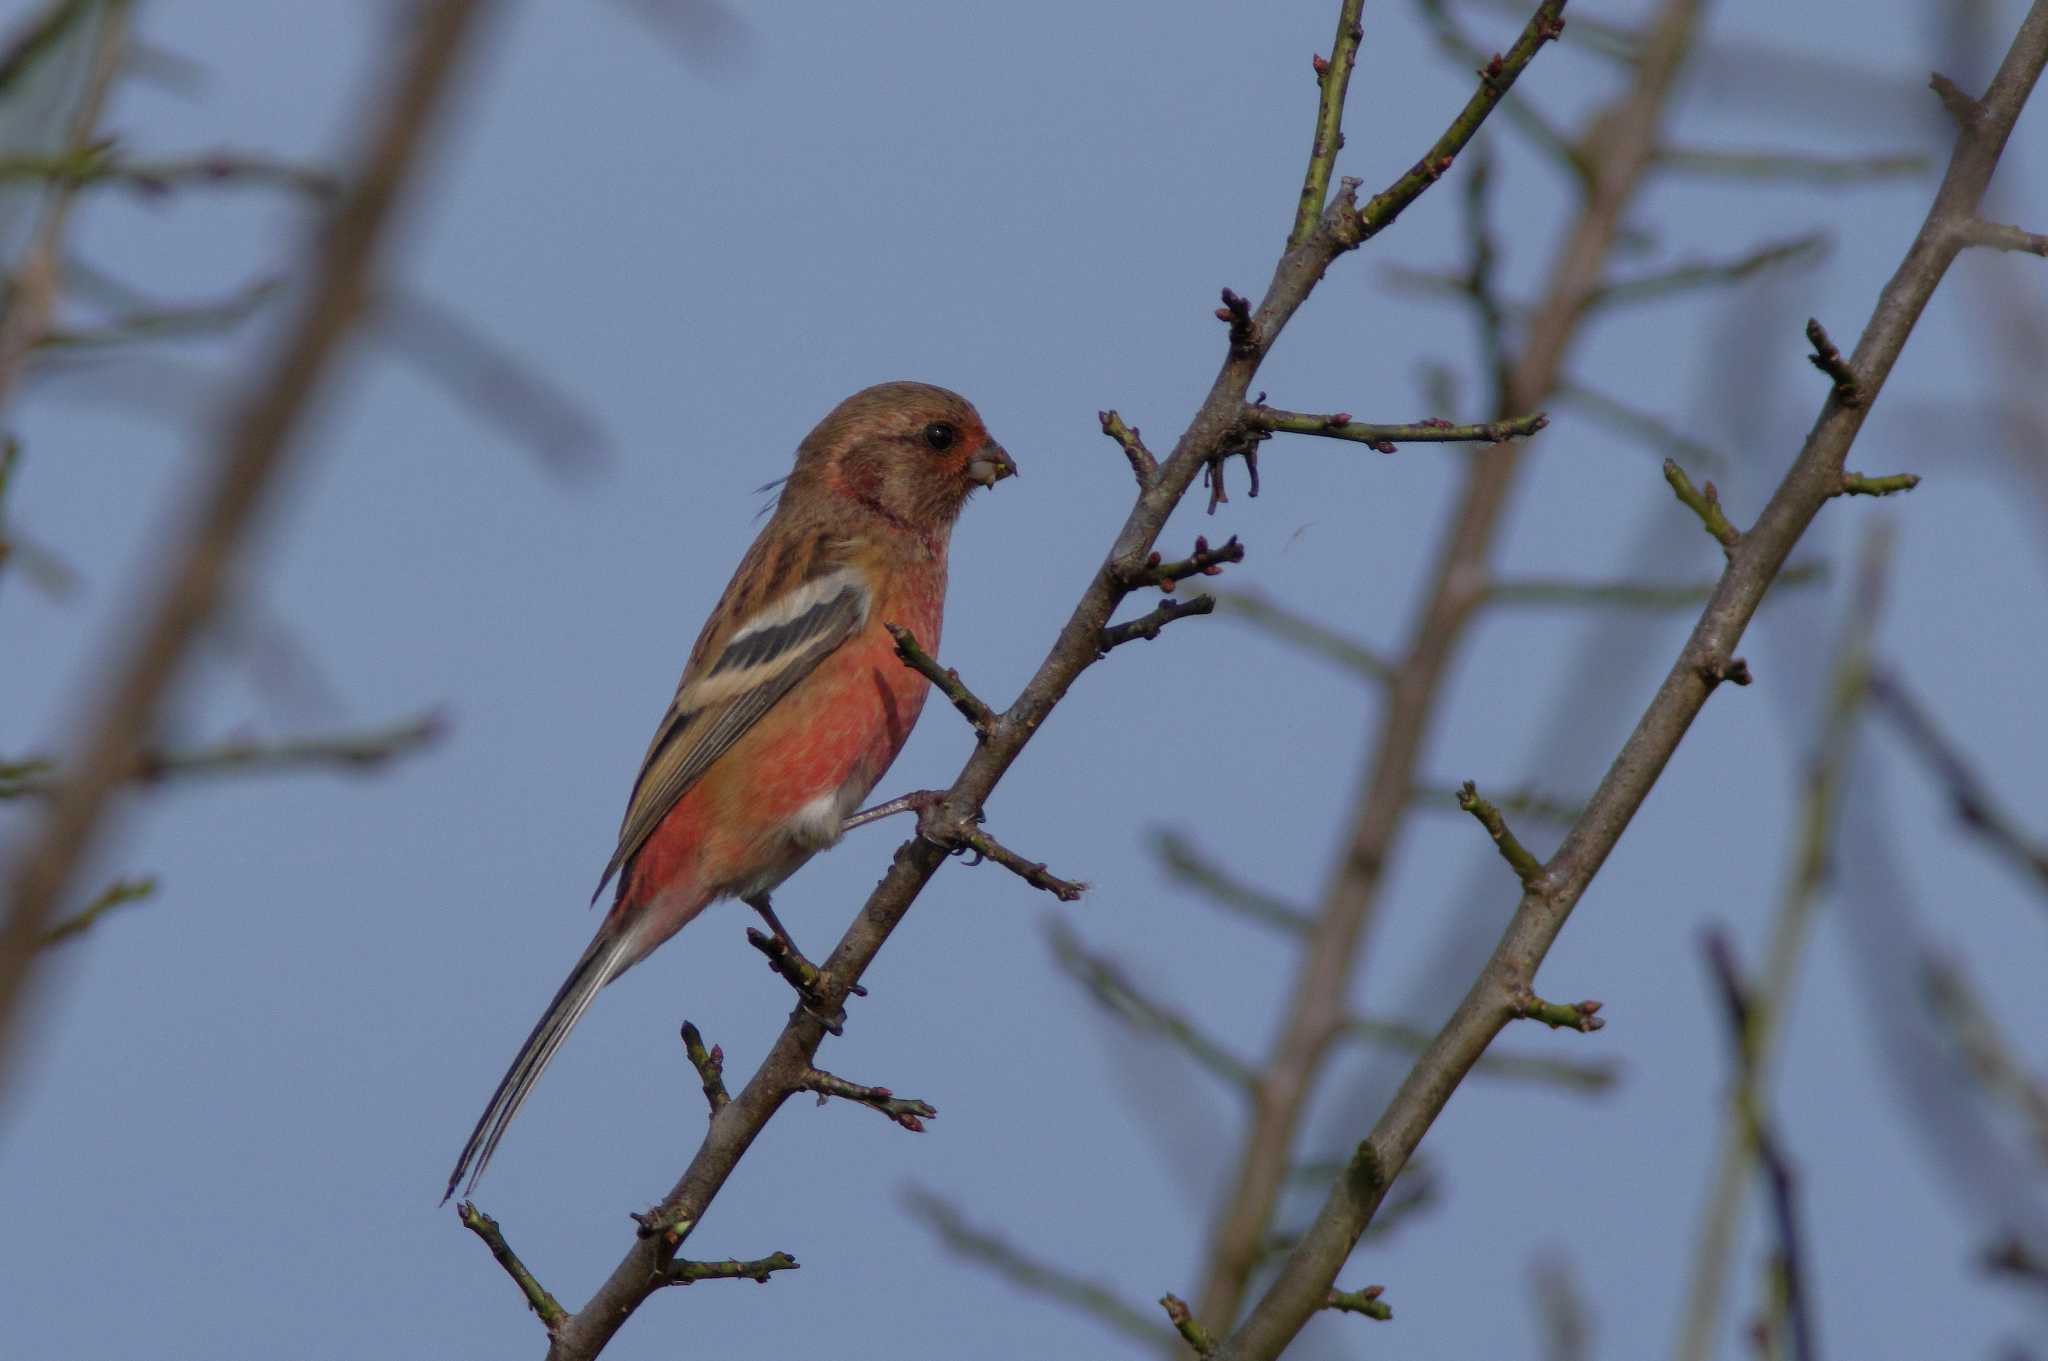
[{"xmin": 790, "ymin": 381, "xmax": 1015, "ymax": 536}]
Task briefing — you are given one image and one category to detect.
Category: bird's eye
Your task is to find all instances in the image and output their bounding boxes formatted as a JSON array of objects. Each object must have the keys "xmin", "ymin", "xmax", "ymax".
[{"xmin": 923, "ymin": 422, "xmax": 957, "ymax": 452}]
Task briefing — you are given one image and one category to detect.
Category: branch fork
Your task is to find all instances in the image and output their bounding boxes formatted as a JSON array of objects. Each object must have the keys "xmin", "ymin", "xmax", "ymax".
[{"xmin": 886, "ymin": 623, "xmax": 997, "ymax": 739}]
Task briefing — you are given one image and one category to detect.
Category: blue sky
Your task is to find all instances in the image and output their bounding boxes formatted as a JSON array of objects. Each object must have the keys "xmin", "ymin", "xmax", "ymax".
[{"xmin": 3, "ymin": 2, "xmax": 2045, "ymax": 1358}]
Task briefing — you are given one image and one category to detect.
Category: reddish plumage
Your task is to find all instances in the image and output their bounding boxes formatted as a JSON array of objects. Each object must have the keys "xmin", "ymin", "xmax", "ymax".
[{"xmin": 446, "ymin": 382, "xmax": 1012, "ymax": 1200}]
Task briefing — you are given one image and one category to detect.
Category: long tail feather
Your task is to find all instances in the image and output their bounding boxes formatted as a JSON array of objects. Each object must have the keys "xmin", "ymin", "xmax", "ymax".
[{"xmin": 443, "ymin": 926, "xmax": 637, "ymax": 1202}]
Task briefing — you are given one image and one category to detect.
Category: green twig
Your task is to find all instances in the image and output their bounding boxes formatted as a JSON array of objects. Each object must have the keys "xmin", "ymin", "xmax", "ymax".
[
  {"xmin": 1324, "ymin": 1284, "xmax": 1392, "ymax": 1320},
  {"xmin": 1162, "ymin": 1293, "xmax": 1218, "ymax": 1356},
  {"xmin": 664, "ymin": 1252, "xmax": 799, "ymax": 1285},
  {"xmin": 1457, "ymin": 780, "xmax": 1547, "ymax": 888},
  {"xmin": 1837, "ymin": 471, "xmax": 1920, "ymax": 497},
  {"xmin": 1511, "ymin": 992, "xmax": 1606, "ymax": 1033},
  {"xmin": 1098, "ymin": 409, "xmax": 1157, "ymax": 485},
  {"xmin": 0, "ymin": 148, "xmax": 338, "ymax": 198},
  {"xmin": 679, "ymin": 1021, "xmax": 728, "ymax": 1116},
  {"xmin": 457, "ymin": 1202, "xmax": 569, "ymax": 1335},
  {"xmin": 1662, "ymin": 459, "xmax": 1741, "ymax": 550},
  {"xmin": 1291, "ymin": 0, "xmax": 1368, "ymax": 248}
]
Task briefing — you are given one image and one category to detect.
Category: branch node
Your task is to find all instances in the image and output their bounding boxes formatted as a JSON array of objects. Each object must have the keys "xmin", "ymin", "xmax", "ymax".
[
  {"xmin": 1804, "ymin": 317, "xmax": 1864, "ymax": 408},
  {"xmin": 1697, "ymin": 655, "xmax": 1753, "ymax": 689},
  {"xmin": 1511, "ymin": 991, "xmax": 1606, "ymax": 1033},
  {"xmin": 679, "ymin": 1021, "xmax": 729, "ymax": 1117},
  {"xmin": 1663, "ymin": 459, "xmax": 1742, "ymax": 551},
  {"xmin": 1456, "ymin": 780, "xmax": 1548, "ymax": 889},
  {"xmin": 1929, "ymin": 71, "xmax": 1986, "ymax": 130}
]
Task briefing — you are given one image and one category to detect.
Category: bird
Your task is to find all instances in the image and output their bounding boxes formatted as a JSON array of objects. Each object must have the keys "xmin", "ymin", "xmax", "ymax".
[{"xmin": 445, "ymin": 381, "xmax": 1015, "ymax": 1201}]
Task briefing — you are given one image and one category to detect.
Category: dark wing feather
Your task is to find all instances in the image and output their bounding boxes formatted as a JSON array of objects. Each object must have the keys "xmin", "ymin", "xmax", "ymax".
[{"xmin": 591, "ymin": 572, "xmax": 869, "ymax": 901}]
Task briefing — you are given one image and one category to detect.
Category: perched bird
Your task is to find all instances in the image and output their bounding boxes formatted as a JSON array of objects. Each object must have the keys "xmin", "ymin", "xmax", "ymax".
[{"xmin": 445, "ymin": 382, "xmax": 1015, "ymax": 1200}]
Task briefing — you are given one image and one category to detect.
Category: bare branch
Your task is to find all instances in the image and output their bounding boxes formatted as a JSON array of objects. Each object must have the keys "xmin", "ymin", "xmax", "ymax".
[
  {"xmin": 1214, "ymin": 587, "xmax": 1393, "ymax": 684},
  {"xmin": 901, "ymin": 1188, "xmax": 1165, "ymax": 1347},
  {"xmin": 1956, "ymin": 217, "xmax": 2048, "ymax": 255},
  {"xmin": 795, "ymin": 1066, "xmax": 935, "ymax": 1133},
  {"xmin": 1290, "ymin": 0, "xmax": 1367, "ymax": 248},
  {"xmin": 1247, "ymin": 404, "xmax": 1547, "ymax": 453}
]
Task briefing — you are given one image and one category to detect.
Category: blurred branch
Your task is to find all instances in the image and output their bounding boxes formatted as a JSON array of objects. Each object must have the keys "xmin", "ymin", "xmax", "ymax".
[
  {"xmin": 0, "ymin": 0, "xmax": 497, "ymax": 1099},
  {"xmin": 0, "ymin": 0, "xmax": 125, "ymax": 414},
  {"xmin": 1701, "ymin": 930, "xmax": 1818, "ymax": 1361},
  {"xmin": 1555, "ymin": 377, "xmax": 1728, "ymax": 470},
  {"xmin": 1485, "ymin": 560, "xmax": 1825, "ymax": 610},
  {"xmin": 1580, "ymin": 234, "xmax": 1828, "ymax": 314},
  {"xmin": 1150, "ymin": 828, "xmax": 1313, "ymax": 934},
  {"xmin": 1050, "ymin": 919, "xmax": 1255, "ymax": 1093},
  {"xmin": 1532, "ymin": 1257, "xmax": 1595, "ymax": 1361},
  {"xmin": 1922, "ymin": 957, "xmax": 2048, "ymax": 1166},
  {"xmin": 1214, "ymin": 587, "xmax": 1393, "ymax": 683},
  {"xmin": 0, "ymin": 711, "xmax": 444, "ymax": 800},
  {"xmin": 1871, "ymin": 668, "xmax": 2048, "ymax": 899},
  {"xmin": 1340, "ymin": 1015, "xmax": 1617, "ymax": 1091},
  {"xmin": 903, "ymin": 1188, "xmax": 1167, "ymax": 1349},
  {"xmin": 1197, "ymin": 0, "xmax": 1700, "ymax": 1335},
  {"xmin": 1675, "ymin": 526, "xmax": 1891, "ymax": 1361},
  {"xmin": 1215, "ymin": 6, "xmax": 2048, "ymax": 1357},
  {"xmin": 38, "ymin": 873, "xmax": 154, "ymax": 947},
  {"xmin": 34, "ymin": 275, "xmax": 282, "ymax": 349},
  {"xmin": 1655, "ymin": 145, "xmax": 1929, "ymax": 183},
  {"xmin": 0, "ymin": 147, "xmax": 339, "ymax": 198}
]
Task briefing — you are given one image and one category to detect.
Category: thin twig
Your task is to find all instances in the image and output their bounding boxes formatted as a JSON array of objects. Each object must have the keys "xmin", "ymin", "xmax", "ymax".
[
  {"xmin": 1457, "ymin": 779, "xmax": 1547, "ymax": 888},
  {"xmin": 1246, "ymin": 405, "xmax": 1547, "ymax": 453},
  {"xmin": 679, "ymin": 1022, "xmax": 728, "ymax": 1117},
  {"xmin": 1214, "ymin": 588, "xmax": 1393, "ymax": 683},
  {"xmin": 1654, "ymin": 146, "xmax": 1929, "ymax": 183},
  {"xmin": 458, "ymin": 1202, "xmax": 569, "ymax": 1336},
  {"xmin": 37, "ymin": 874, "xmax": 156, "ymax": 948},
  {"xmin": 1663, "ymin": 459, "xmax": 1741, "ymax": 550},
  {"xmin": 1150, "ymin": 828, "xmax": 1314, "ymax": 934},
  {"xmin": 885, "ymin": 623, "xmax": 995, "ymax": 738},
  {"xmin": 1579, "ymin": 234, "xmax": 1827, "ymax": 314},
  {"xmin": 1100, "ymin": 595, "xmax": 1215, "ymax": 653},
  {"xmin": 795, "ymin": 1066, "xmax": 935, "ymax": 1133},
  {"xmin": 1049, "ymin": 920, "xmax": 1256, "ymax": 1092}
]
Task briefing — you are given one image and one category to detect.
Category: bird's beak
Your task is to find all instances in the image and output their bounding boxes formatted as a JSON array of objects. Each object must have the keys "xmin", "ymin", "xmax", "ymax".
[{"xmin": 967, "ymin": 441, "xmax": 1017, "ymax": 488}]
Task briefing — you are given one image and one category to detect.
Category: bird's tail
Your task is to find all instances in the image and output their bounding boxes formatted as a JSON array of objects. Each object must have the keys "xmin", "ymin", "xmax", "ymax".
[{"xmin": 443, "ymin": 924, "xmax": 639, "ymax": 1202}]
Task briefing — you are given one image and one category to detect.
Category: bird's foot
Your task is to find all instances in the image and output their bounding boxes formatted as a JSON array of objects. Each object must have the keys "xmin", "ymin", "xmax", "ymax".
[{"xmin": 843, "ymin": 788, "xmax": 948, "ymax": 834}]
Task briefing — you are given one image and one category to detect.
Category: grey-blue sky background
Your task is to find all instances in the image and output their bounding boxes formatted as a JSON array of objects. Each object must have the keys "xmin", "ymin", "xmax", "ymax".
[{"xmin": 3, "ymin": 2, "xmax": 2045, "ymax": 1358}]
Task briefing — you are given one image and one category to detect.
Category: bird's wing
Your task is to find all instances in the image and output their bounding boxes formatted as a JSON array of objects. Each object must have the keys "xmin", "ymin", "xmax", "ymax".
[{"xmin": 592, "ymin": 560, "xmax": 872, "ymax": 902}]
